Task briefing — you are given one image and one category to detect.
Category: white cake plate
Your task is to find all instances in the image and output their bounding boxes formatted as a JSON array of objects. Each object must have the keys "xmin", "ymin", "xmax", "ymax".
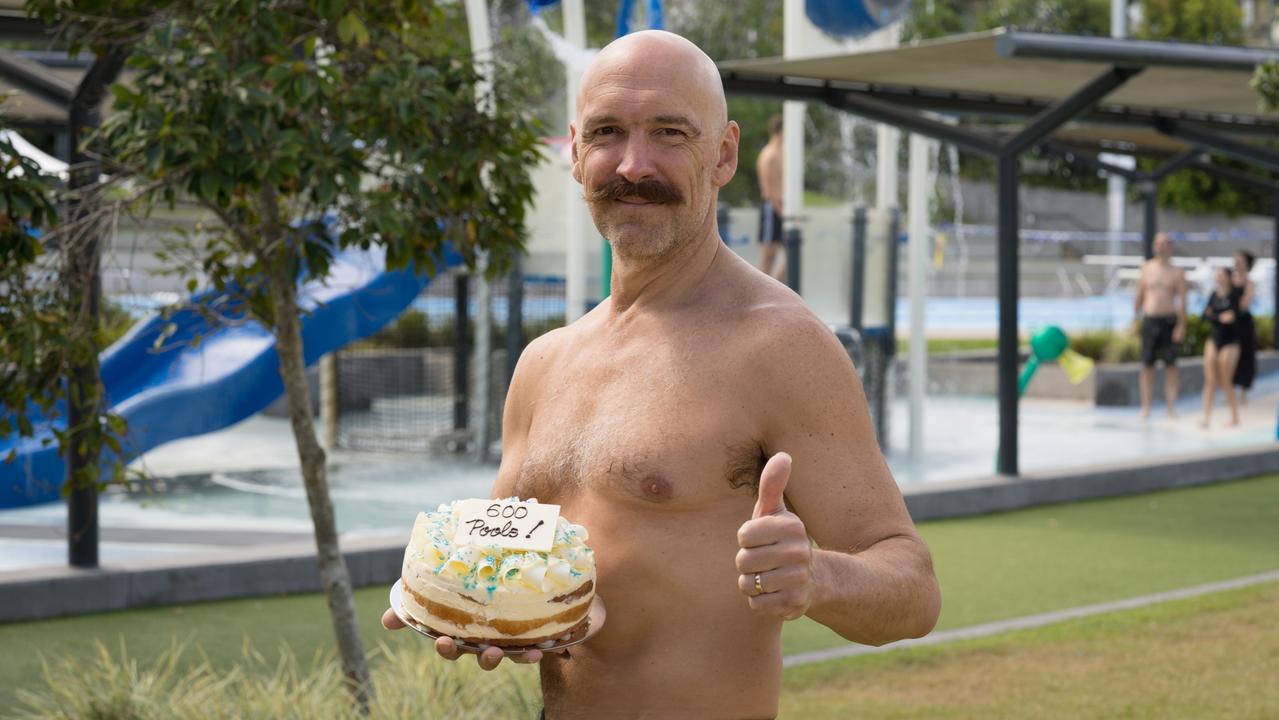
[{"xmin": 389, "ymin": 579, "xmax": 605, "ymax": 655}]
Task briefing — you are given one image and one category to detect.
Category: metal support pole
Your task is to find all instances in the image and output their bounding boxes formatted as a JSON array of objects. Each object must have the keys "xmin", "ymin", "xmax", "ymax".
[
  {"xmin": 784, "ymin": 227, "xmax": 802, "ymax": 293},
  {"xmin": 66, "ymin": 47, "xmax": 128, "ymax": 569},
  {"xmin": 851, "ymin": 207, "xmax": 867, "ymax": 330},
  {"xmin": 996, "ymin": 154, "xmax": 1019, "ymax": 476},
  {"xmin": 1142, "ymin": 181, "xmax": 1158, "ymax": 260},
  {"xmin": 879, "ymin": 210, "xmax": 901, "ymax": 452},
  {"xmin": 453, "ymin": 274, "xmax": 470, "ymax": 434},
  {"xmin": 506, "ymin": 253, "xmax": 524, "ymax": 389}
]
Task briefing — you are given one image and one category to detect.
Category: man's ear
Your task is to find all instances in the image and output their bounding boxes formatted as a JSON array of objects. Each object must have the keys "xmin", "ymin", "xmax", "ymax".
[
  {"xmin": 570, "ymin": 123, "xmax": 582, "ymax": 184},
  {"xmin": 712, "ymin": 120, "xmax": 740, "ymax": 188}
]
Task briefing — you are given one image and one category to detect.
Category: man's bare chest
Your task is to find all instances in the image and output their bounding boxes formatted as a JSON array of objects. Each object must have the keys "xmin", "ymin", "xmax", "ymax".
[{"xmin": 513, "ymin": 345, "xmax": 764, "ymax": 506}]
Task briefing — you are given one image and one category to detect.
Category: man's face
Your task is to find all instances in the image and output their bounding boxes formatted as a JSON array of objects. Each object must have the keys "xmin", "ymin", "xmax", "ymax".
[
  {"xmin": 571, "ymin": 57, "xmax": 737, "ymax": 261},
  {"xmin": 1154, "ymin": 235, "xmax": 1172, "ymax": 259}
]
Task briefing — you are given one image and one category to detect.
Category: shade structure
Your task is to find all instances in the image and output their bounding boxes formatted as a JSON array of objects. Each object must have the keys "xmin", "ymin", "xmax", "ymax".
[{"xmin": 720, "ymin": 29, "xmax": 1279, "ymax": 476}]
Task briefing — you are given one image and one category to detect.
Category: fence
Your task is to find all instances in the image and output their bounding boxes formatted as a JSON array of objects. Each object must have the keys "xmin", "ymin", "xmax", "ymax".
[
  {"xmin": 331, "ymin": 267, "xmax": 565, "ymax": 455},
  {"xmin": 330, "ymin": 267, "xmax": 889, "ymax": 458}
]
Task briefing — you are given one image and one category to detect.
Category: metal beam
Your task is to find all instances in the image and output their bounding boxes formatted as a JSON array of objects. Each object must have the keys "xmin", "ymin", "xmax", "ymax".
[
  {"xmin": 995, "ymin": 30, "xmax": 1279, "ymax": 71},
  {"xmin": 1005, "ymin": 66, "xmax": 1143, "ymax": 156},
  {"xmin": 1191, "ymin": 159, "xmax": 1279, "ymax": 194},
  {"xmin": 1157, "ymin": 120, "xmax": 1279, "ymax": 174},
  {"xmin": 1039, "ymin": 144, "xmax": 1142, "ymax": 180},
  {"xmin": 1150, "ymin": 147, "xmax": 1204, "ymax": 180},
  {"xmin": 0, "ymin": 48, "xmax": 75, "ymax": 108},
  {"xmin": 722, "ymin": 72, "xmax": 1279, "ymax": 139},
  {"xmin": 721, "ymin": 74, "xmax": 1002, "ymax": 156}
]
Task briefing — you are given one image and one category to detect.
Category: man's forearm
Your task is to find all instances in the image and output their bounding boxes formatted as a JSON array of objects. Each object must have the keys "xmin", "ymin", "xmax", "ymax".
[{"xmin": 805, "ymin": 537, "xmax": 941, "ymax": 646}]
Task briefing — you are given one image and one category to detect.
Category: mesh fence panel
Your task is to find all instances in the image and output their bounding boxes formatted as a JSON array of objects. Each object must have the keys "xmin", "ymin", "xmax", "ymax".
[{"xmin": 333, "ymin": 270, "xmax": 566, "ymax": 454}]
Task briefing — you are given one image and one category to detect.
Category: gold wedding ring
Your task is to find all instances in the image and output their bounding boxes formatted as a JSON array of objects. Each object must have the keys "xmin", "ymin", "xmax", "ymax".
[{"xmin": 753, "ymin": 572, "xmax": 764, "ymax": 596}]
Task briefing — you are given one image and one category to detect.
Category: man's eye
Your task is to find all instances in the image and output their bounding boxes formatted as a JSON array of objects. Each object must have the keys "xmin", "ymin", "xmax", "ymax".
[
  {"xmin": 595, "ymin": 127, "xmax": 619, "ymax": 136},
  {"xmin": 658, "ymin": 128, "xmax": 685, "ymax": 137}
]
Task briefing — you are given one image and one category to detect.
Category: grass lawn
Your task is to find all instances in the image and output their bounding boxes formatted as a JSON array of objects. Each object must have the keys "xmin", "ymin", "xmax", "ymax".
[
  {"xmin": 781, "ymin": 473, "xmax": 1279, "ymax": 654},
  {"xmin": 896, "ymin": 337, "xmax": 1006, "ymax": 355},
  {"xmin": 780, "ymin": 581, "xmax": 1279, "ymax": 719},
  {"xmin": 2, "ymin": 474, "xmax": 1277, "ymax": 710}
]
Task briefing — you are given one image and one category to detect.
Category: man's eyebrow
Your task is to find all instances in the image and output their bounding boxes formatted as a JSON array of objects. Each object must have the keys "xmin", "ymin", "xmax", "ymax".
[
  {"xmin": 582, "ymin": 115, "xmax": 621, "ymax": 130},
  {"xmin": 652, "ymin": 115, "xmax": 702, "ymax": 136}
]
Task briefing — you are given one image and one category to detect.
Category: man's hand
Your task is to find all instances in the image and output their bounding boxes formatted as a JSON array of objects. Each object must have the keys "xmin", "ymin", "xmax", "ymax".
[
  {"xmin": 381, "ymin": 607, "xmax": 545, "ymax": 670},
  {"xmin": 1172, "ymin": 322, "xmax": 1186, "ymax": 342},
  {"xmin": 735, "ymin": 452, "xmax": 814, "ymax": 620}
]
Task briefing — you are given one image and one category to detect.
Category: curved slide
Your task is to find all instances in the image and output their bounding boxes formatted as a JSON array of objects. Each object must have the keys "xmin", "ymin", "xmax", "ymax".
[{"xmin": 0, "ymin": 245, "xmax": 460, "ymax": 509}]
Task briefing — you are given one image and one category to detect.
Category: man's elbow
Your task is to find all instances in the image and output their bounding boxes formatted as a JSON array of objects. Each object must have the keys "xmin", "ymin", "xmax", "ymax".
[{"xmin": 906, "ymin": 579, "xmax": 942, "ymax": 640}]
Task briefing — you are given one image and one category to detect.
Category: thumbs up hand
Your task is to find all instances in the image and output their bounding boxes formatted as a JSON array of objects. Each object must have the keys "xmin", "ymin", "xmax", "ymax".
[{"xmin": 735, "ymin": 452, "xmax": 815, "ymax": 620}]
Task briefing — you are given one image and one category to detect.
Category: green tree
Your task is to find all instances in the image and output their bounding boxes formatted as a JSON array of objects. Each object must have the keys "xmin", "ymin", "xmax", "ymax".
[
  {"xmin": 1139, "ymin": 0, "xmax": 1242, "ymax": 43},
  {"xmin": 30, "ymin": 0, "xmax": 542, "ymax": 709},
  {"xmin": 1, "ymin": 117, "xmax": 130, "ymax": 507},
  {"xmin": 1140, "ymin": 0, "xmax": 1257, "ymax": 216}
]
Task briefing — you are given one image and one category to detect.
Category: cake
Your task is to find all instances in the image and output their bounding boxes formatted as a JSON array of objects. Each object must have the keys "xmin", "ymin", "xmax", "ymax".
[{"xmin": 399, "ymin": 498, "xmax": 596, "ymax": 648}]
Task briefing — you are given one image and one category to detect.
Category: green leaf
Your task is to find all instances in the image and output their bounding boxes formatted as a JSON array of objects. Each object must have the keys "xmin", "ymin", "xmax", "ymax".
[{"xmin": 338, "ymin": 12, "xmax": 370, "ymax": 47}]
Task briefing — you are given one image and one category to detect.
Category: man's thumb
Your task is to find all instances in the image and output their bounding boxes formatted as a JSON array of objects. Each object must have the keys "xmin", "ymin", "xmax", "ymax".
[{"xmin": 753, "ymin": 452, "xmax": 792, "ymax": 519}]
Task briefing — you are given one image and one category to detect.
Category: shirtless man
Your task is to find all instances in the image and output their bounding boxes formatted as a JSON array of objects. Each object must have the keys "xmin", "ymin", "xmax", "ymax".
[
  {"xmin": 1133, "ymin": 232, "xmax": 1188, "ymax": 418},
  {"xmin": 384, "ymin": 31, "xmax": 940, "ymax": 719},
  {"xmin": 756, "ymin": 114, "xmax": 785, "ymax": 281}
]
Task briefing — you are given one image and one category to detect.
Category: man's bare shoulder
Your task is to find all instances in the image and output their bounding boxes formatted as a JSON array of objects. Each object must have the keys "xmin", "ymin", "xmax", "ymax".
[
  {"xmin": 511, "ymin": 324, "xmax": 574, "ymax": 389},
  {"xmin": 721, "ymin": 270, "xmax": 847, "ymax": 371}
]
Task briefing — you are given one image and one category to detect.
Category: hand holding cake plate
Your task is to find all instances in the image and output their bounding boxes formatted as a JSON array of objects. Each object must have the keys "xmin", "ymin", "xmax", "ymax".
[
  {"xmin": 389, "ymin": 498, "xmax": 601, "ymax": 664},
  {"xmin": 389, "ymin": 580, "xmax": 605, "ymax": 655}
]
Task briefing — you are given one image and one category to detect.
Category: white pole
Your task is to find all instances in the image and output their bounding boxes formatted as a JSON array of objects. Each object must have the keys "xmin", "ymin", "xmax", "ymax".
[
  {"xmin": 563, "ymin": 0, "xmax": 589, "ymax": 322},
  {"xmin": 464, "ymin": 0, "xmax": 494, "ymax": 460},
  {"xmin": 907, "ymin": 133, "xmax": 929, "ymax": 457},
  {"xmin": 875, "ymin": 23, "xmax": 902, "ymax": 211},
  {"xmin": 782, "ymin": 0, "xmax": 806, "ymax": 238},
  {"xmin": 1107, "ymin": 0, "xmax": 1129, "ymax": 269}
]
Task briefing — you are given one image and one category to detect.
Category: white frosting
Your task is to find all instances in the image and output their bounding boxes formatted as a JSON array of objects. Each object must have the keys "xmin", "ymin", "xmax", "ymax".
[{"xmin": 400, "ymin": 498, "xmax": 596, "ymax": 640}]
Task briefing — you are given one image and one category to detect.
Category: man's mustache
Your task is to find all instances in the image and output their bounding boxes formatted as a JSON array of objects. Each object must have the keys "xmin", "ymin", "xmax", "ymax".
[{"xmin": 589, "ymin": 177, "xmax": 683, "ymax": 205}]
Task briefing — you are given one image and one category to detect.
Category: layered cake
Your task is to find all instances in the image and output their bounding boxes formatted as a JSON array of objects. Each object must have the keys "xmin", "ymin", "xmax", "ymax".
[{"xmin": 399, "ymin": 498, "xmax": 596, "ymax": 647}]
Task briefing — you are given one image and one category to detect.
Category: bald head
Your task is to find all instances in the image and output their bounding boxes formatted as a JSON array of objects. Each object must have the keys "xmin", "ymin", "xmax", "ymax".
[{"xmin": 577, "ymin": 30, "xmax": 727, "ymax": 128}]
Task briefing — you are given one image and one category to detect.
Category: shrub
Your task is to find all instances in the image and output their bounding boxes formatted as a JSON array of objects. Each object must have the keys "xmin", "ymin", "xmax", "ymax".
[
  {"xmin": 1254, "ymin": 314, "xmax": 1273, "ymax": 350},
  {"xmin": 1069, "ymin": 330, "xmax": 1141, "ymax": 364},
  {"xmin": 11, "ymin": 640, "xmax": 541, "ymax": 720}
]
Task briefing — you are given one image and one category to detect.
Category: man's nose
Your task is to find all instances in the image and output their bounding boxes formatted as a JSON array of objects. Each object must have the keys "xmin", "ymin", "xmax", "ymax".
[{"xmin": 614, "ymin": 135, "xmax": 657, "ymax": 184}]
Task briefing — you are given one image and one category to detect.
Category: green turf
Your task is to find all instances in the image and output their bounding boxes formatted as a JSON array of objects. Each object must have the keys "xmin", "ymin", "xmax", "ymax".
[
  {"xmin": 781, "ymin": 473, "xmax": 1279, "ymax": 654},
  {"xmin": 779, "ymin": 581, "xmax": 1279, "ymax": 718},
  {"xmin": 2, "ymin": 474, "xmax": 1277, "ymax": 710}
]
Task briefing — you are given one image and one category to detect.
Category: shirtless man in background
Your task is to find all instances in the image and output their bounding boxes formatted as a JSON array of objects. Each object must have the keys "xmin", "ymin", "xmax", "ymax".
[
  {"xmin": 384, "ymin": 30, "xmax": 940, "ymax": 719},
  {"xmin": 756, "ymin": 114, "xmax": 785, "ymax": 281},
  {"xmin": 1134, "ymin": 232, "xmax": 1188, "ymax": 418}
]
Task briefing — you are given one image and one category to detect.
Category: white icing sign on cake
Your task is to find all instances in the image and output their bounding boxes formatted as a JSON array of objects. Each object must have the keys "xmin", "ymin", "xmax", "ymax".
[{"xmin": 452, "ymin": 498, "xmax": 561, "ymax": 552}]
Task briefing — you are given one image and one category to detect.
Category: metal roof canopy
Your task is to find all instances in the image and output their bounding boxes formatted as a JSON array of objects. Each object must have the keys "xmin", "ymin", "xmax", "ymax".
[{"xmin": 720, "ymin": 29, "xmax": 1279, "ymax": 476}]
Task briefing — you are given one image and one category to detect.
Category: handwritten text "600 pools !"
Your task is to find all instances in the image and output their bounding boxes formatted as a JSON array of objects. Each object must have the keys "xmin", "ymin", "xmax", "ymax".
[{"xmin": 452, "ymin": 499, "xmax": 561, "ymax": 552}]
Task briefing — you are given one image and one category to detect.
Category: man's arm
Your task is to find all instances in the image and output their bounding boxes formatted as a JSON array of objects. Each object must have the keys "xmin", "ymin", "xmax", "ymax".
[{"xmin": 737, "ymin": 313, "xmax": 940, "ymax": 646}]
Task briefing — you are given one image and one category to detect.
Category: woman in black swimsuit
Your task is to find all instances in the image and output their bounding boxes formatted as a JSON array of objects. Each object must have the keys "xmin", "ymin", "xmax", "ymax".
[
  {"xmin": 1231, "ymin": 250, "xmax": 1257, "ymax": 403},
  {"xmin": 1201, "ymin": 267, "xmax": 1242, "ymax": 427}
]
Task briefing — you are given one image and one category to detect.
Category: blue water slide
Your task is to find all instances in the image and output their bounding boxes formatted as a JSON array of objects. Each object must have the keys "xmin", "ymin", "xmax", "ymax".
[
  {"xmin": 806, "ymin": 0, "xmax": 909, "ymax": 38},
  {"xmin": 0, "ymin": 245, "xmax": 461, "ymax": 509}
]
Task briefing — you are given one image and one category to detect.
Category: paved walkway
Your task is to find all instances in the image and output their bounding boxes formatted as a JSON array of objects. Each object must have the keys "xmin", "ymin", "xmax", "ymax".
[{"xmin": 2, "ymin": 368, "xmax": 1277, "ymax": 572}]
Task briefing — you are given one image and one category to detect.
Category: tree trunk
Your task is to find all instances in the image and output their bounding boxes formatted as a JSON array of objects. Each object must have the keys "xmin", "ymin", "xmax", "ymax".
[{"xmin": 268, "ymin": 265, "xmax": 373, "ymax": 711}]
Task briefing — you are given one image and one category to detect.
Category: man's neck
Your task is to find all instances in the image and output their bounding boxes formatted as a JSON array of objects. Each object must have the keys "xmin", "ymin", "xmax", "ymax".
[{"xmin": 606, "ymin": 226, "xmax": 722, "ymax": 315}]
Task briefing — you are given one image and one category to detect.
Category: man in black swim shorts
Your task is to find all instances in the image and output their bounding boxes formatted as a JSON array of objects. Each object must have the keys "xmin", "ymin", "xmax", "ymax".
[{"xmin": 1133, "ymin": 233, "xmax": 1188, "ymax": 418}]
